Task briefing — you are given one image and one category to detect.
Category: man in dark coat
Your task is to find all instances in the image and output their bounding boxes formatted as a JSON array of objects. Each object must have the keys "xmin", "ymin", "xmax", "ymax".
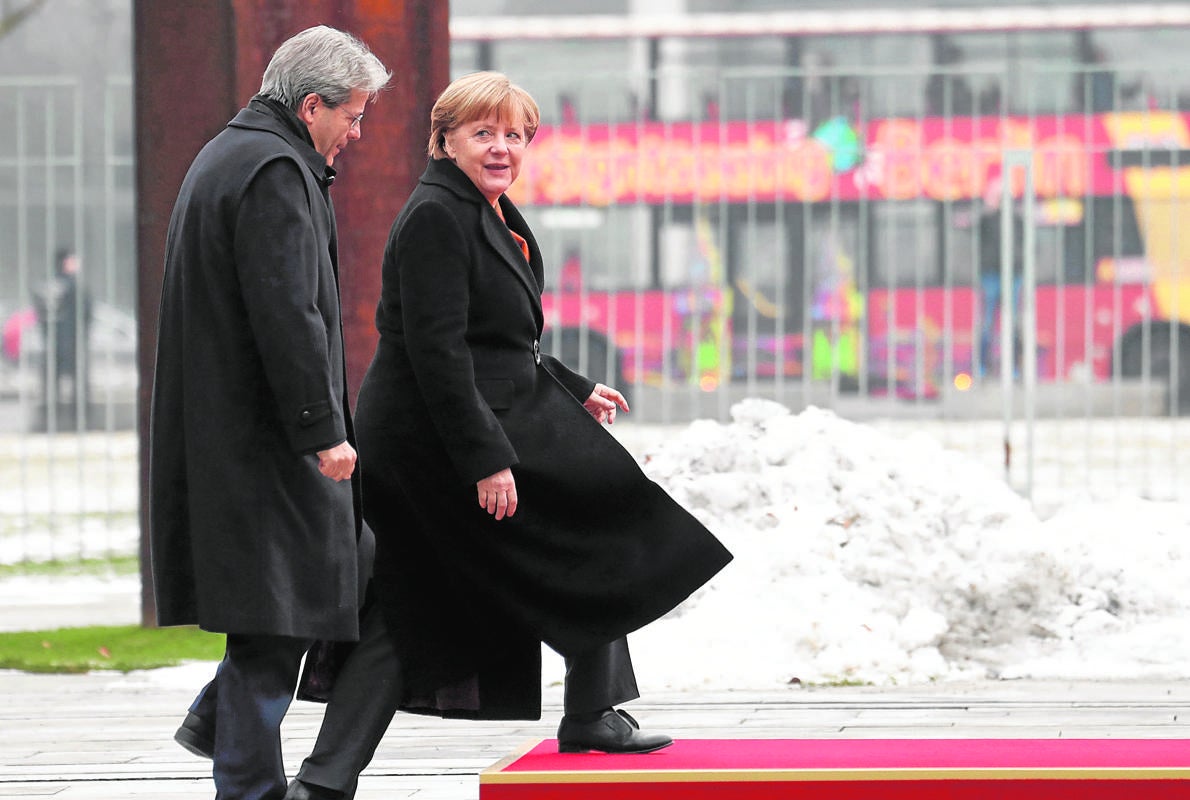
[
  {"xmin": 148, "ymin": 26, "xmax": 388, "ymax": 800},
  {"xmin": 978, "ymin": 176, "xmax": 1025, "ymax": 377}
]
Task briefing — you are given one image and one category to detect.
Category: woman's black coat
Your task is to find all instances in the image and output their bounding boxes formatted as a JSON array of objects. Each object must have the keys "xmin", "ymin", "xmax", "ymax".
[
  {"xmin": 150, "ymin": 98, "xmax": 364, "ymax": 641},
  {"xmin": 354, "ymin": 157, "xmax": 732, "ymax": 720}
]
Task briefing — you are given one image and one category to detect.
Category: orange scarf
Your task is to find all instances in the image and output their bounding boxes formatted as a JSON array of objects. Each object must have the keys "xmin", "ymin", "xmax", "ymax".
[{"xmin": 493, "ymin": 202, "xmax": 530, "ymax": 263}]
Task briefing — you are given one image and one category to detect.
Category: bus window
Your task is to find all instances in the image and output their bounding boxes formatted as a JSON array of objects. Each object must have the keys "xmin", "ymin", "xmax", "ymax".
[
  {"xmin": 672, "ymin": 36, "xmax": 789, "ymax": 122},
  {"xmin": 935, "ymin": 31, "xmax": 1080, "ymax": 116},
  {"xmin": 491, "ymin": 38, "xmax": 641, "ymax": 125},
  {"xmin": 525, "ymin": 204, "xmax": 653, "ymax": 292},
  {"xmin": 718, "ymin": 203, "xmax": 864, "ymax": 337},
  {"xmin": 944, "ymin": 197, "xmax": 1081, "ymax": 288},
  {"xmin": 870, "ymin": 199, "xmax": 940, "ymax": 289},
  {"xmin": 801, "ymin": 34, "xmax": 933, "ymax": 120},
  {"xmin": 725, "ymin": 210, "xmax": 787, "ymax": 333},
  {"xmin": 805, "ymin": 206, "xmax": 863, "ymax": 330},
  {"xmin": 1033, "ymin": 213, "xmax": 1076, "ymax": 285},
  {"xmin": 658, "ymin": 219, "xmax": 701, "ymax": 289},
  {"xmin": 1088, "ymin": 194, "xmax": 1146, "ymax": 278},
  {"xmin": 1090, "ymin": 28, "xmax": 1190, "ymax": 111},
  {"xmin": 942, "ymin": 201, "xmax": 981, "ymax": 289}
]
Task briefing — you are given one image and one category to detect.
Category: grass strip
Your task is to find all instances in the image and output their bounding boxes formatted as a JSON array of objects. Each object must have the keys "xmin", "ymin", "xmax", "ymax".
[
  {"xmin": 0, "ymin": 555, "xmax": 139, "ymax": 578},
  {"xmin": 0, "ymin": 624, "xmax": 224, "ymax": 673}
]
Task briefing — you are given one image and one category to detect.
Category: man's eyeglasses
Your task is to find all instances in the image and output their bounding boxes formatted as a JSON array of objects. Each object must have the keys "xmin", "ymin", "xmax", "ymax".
[
  {"xmin": 337, "ymin": 107, "xmax": 364, "ymax": 131},
  {"xmin": 321, "ymin": 97, "xmax": 364, "ymax": 131}
]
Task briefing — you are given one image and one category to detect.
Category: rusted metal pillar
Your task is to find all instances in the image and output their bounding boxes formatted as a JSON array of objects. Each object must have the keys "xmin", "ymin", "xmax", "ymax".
[{"xmin": 133, "ymin": 0, "xmax": 449, "ymax": 626}]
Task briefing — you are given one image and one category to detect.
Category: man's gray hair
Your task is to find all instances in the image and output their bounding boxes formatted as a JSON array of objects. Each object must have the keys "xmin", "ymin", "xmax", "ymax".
[{"xmin": 259, "ymin": 25, "xmax": 390, "ymax": 111}]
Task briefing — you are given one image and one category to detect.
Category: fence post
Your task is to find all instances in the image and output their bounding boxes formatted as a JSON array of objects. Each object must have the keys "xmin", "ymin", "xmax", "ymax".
[{"xmin": 1002, "ymin": 150, "xmax": 1037, "ymax": 499}]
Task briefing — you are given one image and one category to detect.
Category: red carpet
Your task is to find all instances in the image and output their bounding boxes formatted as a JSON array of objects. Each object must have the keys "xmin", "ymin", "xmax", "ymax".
[{"xmin": 480, "ymin": 738, "xmax": 1190, "ymax": 799}]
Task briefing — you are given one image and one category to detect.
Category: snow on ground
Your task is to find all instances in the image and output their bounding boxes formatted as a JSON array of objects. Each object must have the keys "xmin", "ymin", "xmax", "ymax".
[
  {"xmin": 626, "ymin": 399, "xmax": 1190, "ymax": 690},
  {"xmin": 0, "ymin": 573, "xmax": 139, "ymax": 631},
  {"xmin": 6, "ymin": 401, "xmax": 1190, "ymax": 692}
]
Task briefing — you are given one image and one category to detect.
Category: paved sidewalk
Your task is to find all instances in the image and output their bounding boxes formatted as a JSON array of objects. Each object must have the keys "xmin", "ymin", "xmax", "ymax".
[
  {"xmin": 2, "ymin": 574, "xmax": 1190, "ymax": 797},
  {"xmin": 2, "ymin": 668, "xmax": 1189, "ymax": 799}
]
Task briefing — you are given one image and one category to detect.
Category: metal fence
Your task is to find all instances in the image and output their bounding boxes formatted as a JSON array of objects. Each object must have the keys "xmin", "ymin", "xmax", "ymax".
[
  {"xmin": 4, "ymin": 60, "xmax": 1190, "ymax": 564},
  {"xmin": 0, "ymin": 76, "xmax": 137, "ymax": 565},
  {"xmin": 514, "ymin": 60, "xmax": 1190, "ymax": 500},
  {"xmin": 506, "ymin": 62, "xmax": 1185, "ymax": 478}
]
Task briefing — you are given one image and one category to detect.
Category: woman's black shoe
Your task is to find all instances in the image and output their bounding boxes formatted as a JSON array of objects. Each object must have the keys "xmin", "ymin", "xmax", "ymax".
[{"xmin": 557, "ymin": 709, "xmax": 673, "ymax": 754}]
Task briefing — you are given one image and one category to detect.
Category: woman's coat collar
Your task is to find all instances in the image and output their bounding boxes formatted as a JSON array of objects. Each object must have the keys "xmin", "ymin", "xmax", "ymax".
[{"xmin": 419, "ymin": 158, "xmax": 544, "ymax": 308}]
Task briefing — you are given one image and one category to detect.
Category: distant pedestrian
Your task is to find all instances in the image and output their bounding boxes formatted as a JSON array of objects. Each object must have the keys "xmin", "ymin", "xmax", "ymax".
[
  {"xmin": 32, "ymin": 248, "xmax": 92, "ymax": 409},
  {"xmin": 978, "ymin": 177, "xmax": 1024, "ymax": 378}
]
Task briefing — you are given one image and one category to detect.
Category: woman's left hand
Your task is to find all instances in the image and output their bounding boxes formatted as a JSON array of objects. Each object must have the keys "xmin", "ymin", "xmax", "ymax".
[
  {"xmin": 583, "ymin": 383, "xmax": 630, "ymax": 425},
  {"xmin": 477, "ymin": 467, "xmax": 517, "ymax": 520}
]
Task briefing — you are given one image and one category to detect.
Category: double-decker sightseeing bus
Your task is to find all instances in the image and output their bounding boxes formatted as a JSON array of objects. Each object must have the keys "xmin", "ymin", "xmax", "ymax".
[{"xmin": 452, "ymin": 6, "xmax": 1190, "ymax": 411}]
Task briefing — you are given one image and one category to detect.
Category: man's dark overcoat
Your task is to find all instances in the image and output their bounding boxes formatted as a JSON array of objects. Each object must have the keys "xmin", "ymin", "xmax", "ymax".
[
  {"xmin": 150, "ymin": 97, "xmax": 365, "ymax": 641},
  {"xmin": 354, "ymin": 157, "xmax": 732, "ymax": 720}
]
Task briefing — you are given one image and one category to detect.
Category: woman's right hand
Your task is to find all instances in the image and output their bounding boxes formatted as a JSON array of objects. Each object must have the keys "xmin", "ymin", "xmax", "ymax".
[{"xmin": 477, "ymin": 468, "xmax": 517, "ymax": 520}]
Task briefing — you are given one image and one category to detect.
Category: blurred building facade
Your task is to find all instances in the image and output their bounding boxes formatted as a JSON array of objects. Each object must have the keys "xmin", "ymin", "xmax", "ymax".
[
  {"xmin": 450, "ymin": 1, "xmax": 1190, "ymax": 425},
  {"xmin": 2, "ymin": 1, "xmax": 1190, "ymax": 430}
]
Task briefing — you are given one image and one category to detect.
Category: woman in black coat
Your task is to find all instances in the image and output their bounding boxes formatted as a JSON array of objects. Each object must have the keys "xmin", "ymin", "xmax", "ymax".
[{"xmin": 288, "ymin": 72, "xmax": 731, "ymax": 798}]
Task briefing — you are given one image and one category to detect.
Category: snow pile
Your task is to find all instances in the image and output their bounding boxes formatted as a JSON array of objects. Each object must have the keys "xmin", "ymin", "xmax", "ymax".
[{"xmin": 629, "ymin": 399, "xmax": 1190, "ymax": 689}]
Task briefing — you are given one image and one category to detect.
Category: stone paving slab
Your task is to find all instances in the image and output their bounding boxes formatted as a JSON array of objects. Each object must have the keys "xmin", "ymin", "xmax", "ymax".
[{"xmin": 3, "ymin": 670, "xmax": 1190, "ymax": 798}]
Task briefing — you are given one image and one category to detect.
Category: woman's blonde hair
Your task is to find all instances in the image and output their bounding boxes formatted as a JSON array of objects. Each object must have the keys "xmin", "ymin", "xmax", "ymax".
[{"xmin": 427, "ymin": 71, "xmax": 540, "ymax": 160}]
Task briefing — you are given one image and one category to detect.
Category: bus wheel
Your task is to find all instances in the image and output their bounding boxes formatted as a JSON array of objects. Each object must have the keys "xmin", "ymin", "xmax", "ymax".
[
  {"xmin": 1115, "ymin": 325, "xmax": 1190, "ymax": 416},
  {"xmin": 540, "ymin": 328, "xmax": 628, "ymax": 403}
]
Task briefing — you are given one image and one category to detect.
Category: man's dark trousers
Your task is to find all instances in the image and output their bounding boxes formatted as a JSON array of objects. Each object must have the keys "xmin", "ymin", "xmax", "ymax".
[{"xmin": 189, "ymin": 634, "xmax": 310, "ymax": 799}]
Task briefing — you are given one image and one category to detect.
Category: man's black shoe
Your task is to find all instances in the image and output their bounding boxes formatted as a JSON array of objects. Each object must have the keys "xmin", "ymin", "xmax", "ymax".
[
  {"xmin": 284, "ymin": 778, "xmax": 344, "ymax": 800},
  {"xmin": 557, "ymin": 708, "xmax": 673, "ymax": 754},
  {"xmin": 173, "ymin": 712, "xmax": 214, "ymax": 760}
]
